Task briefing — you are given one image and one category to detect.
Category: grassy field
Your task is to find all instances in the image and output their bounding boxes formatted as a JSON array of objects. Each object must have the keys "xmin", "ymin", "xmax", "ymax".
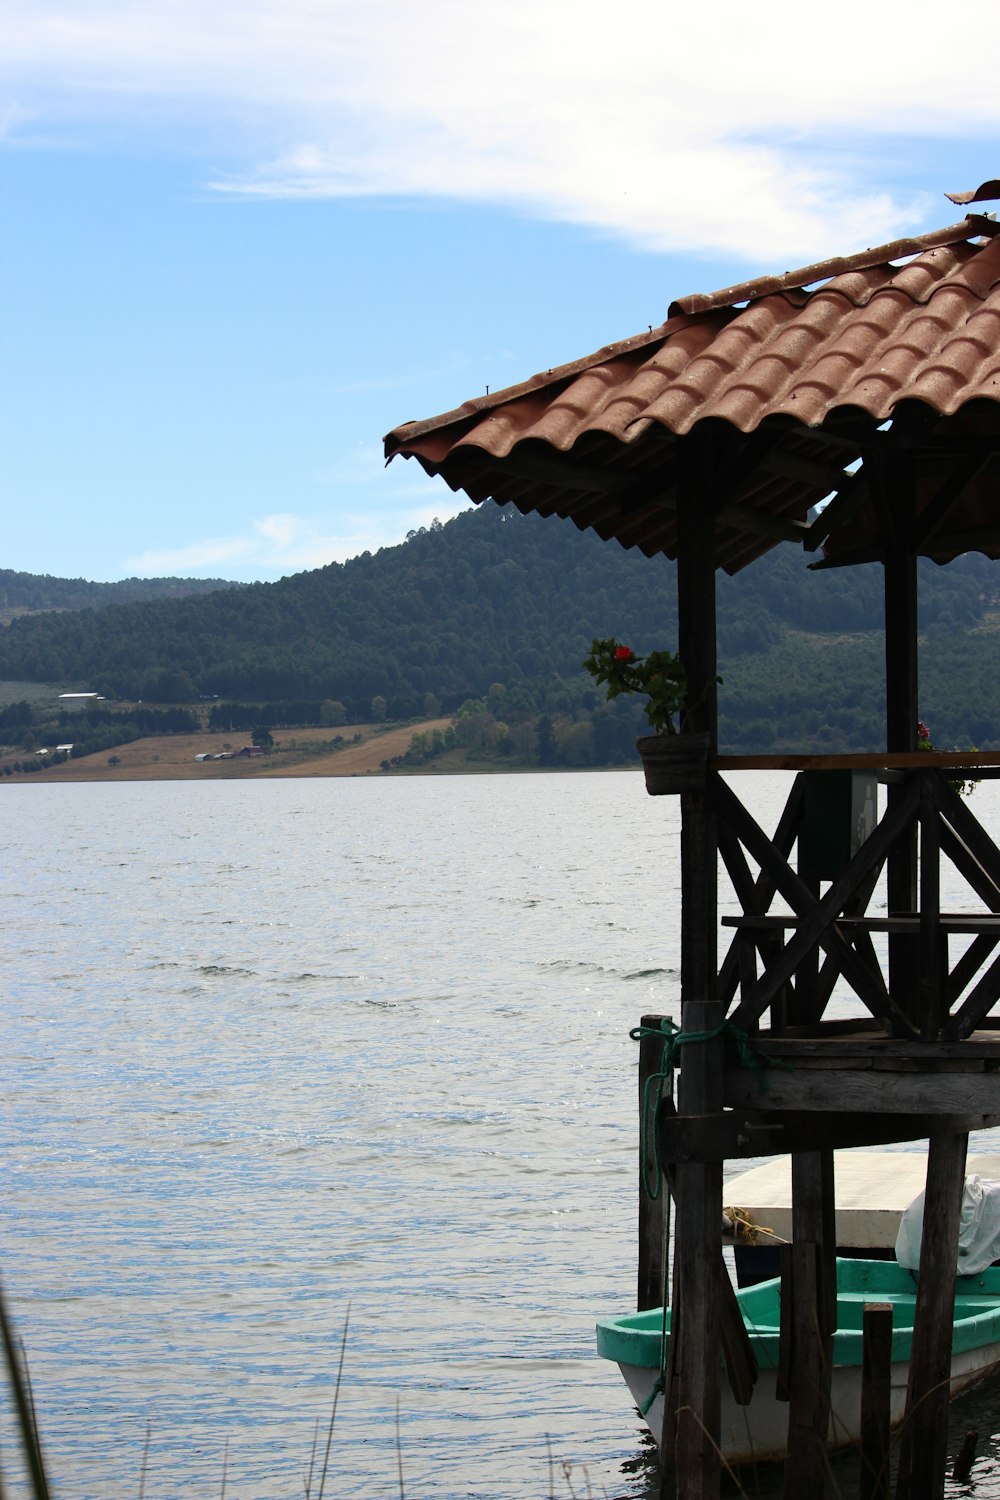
[{"xmin": 1, "ymin": 719, "xmax": 459, "ymax": 783}]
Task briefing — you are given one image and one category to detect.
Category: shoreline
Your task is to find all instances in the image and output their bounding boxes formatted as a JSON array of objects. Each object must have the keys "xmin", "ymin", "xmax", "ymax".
[{"xmin": 2, "ymin": 718, "xmax": 642, "ymax": 784}]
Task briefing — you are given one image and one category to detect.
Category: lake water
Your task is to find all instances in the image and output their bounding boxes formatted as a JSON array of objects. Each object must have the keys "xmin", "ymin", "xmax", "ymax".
[{"xmin": 4, "ymin": 772, "xmax": 1000, "ymax": 1499}]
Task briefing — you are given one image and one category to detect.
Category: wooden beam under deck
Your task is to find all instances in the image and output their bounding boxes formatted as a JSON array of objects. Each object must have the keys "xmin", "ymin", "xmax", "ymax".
[
  {"xmin": 724, "ymin": 1036, "xmax": 1000, "ymax": 1114},
  {"xmin": 656, "ymin": 1106, "xmax": 1000, "ymax": 1163}
]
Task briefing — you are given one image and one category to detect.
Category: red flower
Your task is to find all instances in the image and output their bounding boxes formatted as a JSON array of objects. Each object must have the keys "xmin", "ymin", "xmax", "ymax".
[{"xmin": 613, "ymin": 645, "xmax": 634, "ymax": 661}]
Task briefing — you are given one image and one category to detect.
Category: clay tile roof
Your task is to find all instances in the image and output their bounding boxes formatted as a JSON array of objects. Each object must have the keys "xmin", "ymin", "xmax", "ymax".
[{"xmin": 385, "ymin": 216, "xmax": 1000, "ymax": 573}]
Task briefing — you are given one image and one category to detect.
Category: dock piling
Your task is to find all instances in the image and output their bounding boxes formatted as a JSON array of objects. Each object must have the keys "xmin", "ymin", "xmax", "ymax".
[{"xmin": 859, "ymin": 1302, "xmax": 893, "ymax": 1500}]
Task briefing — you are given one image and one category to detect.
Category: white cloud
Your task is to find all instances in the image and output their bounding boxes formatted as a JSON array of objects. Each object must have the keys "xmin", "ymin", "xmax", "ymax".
[
  {"xmin": 124, "ymin": 535, "xmax": 257, "ymax": 575},
  {"xmin": 2, "ymin": 1, "xmax": 998, "ymax": 259},
  {"xmin": 122, "ymin": 486, "xmax": 472, "ymax": 580}
]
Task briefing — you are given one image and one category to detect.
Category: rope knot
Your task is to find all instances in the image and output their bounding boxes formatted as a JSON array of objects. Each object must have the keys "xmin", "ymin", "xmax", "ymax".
[{"xmin": 629, "ymin": 1017, "xmax": 788, "ymax": 1199}]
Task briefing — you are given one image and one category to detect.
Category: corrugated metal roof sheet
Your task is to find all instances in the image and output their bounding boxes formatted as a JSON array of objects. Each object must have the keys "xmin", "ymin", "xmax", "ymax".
[{"xmin": 384, "ymin": 217, "xmax": 1000, "ymax": 574}]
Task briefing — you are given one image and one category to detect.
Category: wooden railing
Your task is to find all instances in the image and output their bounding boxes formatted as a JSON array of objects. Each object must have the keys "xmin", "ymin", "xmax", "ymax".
[{"xmin": 713, "ymin": 759, "xmax": 1000, "ymax": 1041}]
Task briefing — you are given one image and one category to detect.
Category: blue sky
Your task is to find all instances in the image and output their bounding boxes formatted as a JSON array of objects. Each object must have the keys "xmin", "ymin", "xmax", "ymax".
[{"xmin": 3, "ymin": 1, "xmax": 1000, "ymax": 582}]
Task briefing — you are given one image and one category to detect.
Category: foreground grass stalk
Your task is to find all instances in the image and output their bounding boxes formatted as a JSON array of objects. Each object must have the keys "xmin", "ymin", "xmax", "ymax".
[
  {"xmin": 138, "ymin": 1418, "xmax": 151, "ymax": 1500},
  {"xmin": 304, "ymin": 1416, "xmax": 320, "ymax": 1499},
  {"xmin": 0, "ymin": 1278, "xmax": 50, "ymax": 1500},
  {"xmin": 316, "ymin": 1305, "xmax": 350, "ymax": 1500}
]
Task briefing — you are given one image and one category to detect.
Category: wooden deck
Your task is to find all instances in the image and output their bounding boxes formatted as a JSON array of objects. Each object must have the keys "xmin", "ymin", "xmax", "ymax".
[{"xmin": 725, "ymin": 1028, "xmax": 1000, "ymax": 1116}]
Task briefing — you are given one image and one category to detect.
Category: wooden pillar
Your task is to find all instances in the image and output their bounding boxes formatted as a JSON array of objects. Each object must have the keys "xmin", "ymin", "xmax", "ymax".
[
  {"xmin": 884, "ymin": 544, "xmax": 919, "ymax": 1023},
  {"xmin": 859, "ymin": 1302, "xmax": 893, "ymax": 1500},
  {"xmin": 660, "ymin": 432, "xmax": 724, "ymax": 1500},
  {"xmin": 894, "ymin": 1129, "xmax": 969, "ymax": 1499},
  {"xmin": 783, "ymin": 1149, "xmax": 837, "ymax": 1497},
  {"xmin": 918, "ymin": 771, "xmax": 944, "ymax": 1039},
  {"xmin": 884, "ymin": 545, "xmax": 918, "ymax": 758},
  {"xmin": 638, "ymin": 1016, "xmax": 667, "ymax": 1312}
]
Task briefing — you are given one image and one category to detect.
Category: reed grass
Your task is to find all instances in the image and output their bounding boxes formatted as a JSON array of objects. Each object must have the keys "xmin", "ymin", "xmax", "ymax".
[
  {"xmin": 0, "ymin": 1276, "xmax": 50, "ymax": 1500},
  {"xmin": 0, "ymin": 1284, "xmax": 604, "ymax": 1500}
]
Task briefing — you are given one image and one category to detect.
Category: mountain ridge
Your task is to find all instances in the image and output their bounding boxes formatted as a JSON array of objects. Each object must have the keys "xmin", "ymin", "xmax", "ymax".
[{"xmin": 1, "ymin": 504, "xmax": 998, "ymax": 755}]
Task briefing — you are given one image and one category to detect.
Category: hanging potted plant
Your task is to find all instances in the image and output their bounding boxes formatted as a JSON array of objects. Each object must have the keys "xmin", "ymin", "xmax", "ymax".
[{"xmin": 583, "ymin": 638, "xmax": 713, "ymax": 794}]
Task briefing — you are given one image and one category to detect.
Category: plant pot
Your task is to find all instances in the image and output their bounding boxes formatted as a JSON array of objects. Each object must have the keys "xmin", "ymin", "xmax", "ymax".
[{"xmin": 636, "ymin": 732, "xmax": 711, "ymax": 795}]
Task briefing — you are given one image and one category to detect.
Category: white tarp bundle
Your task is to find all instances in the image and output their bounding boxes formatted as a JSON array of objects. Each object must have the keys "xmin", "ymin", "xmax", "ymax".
[{"xmin": 895, "ymin": 1175, "xmax": 1000, "ymax": 1275}]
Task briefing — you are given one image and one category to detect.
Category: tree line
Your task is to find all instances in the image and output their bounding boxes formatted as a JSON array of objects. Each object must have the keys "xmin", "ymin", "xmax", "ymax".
[{"xmin": 1, "ymin": 503, "xmax": 998, "ymax": 755}]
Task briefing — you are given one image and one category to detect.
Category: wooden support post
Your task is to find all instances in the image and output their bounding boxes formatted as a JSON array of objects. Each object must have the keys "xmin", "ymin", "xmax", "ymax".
[
  {"xmin": 884, "ymin": 545, "xmax": 918, "ymax": 759},
  {"xmin": 884, "ymin": 543, "xmax": 919, "ymax": 1029},
  {"xmin": 782, "ymin": 1150, "xmax": 837, "ymax": 1498},
  {"xmin": 793, "ymin": 870, "xmax": 821, "ymax": 1026},
  {"xmin": 792, "ymin": 1149, "xmax": 837, "ymax": 1339},
  {"xmin": 859, "ymin": 1302, "xmax": 893, "ymax": 1500},
  {"xmin": 783, "ymin": 1241, "xmax": 829, "ymax": 1495},
  {"xmin": 661, "ymin": 1153, "xmax": 723, "ymax": 1499},
  {"xmin": 777, "ymin": 1244, "xmax": 792, "ymax": 1403},
  {"xmin": 659, "ymin": 433, "xmax": 724, "ymax": 1500},
  {"xmin": 894, "ymin": 1129, "xmax": 969, "ymax": 1500},
  {"xmin": 918, "ymin": 770, "xmax": 944, "ymax": 1039},
  {"xmin": 638, "ymin": 1015, "xmax": 667, "ymax": 1312}
]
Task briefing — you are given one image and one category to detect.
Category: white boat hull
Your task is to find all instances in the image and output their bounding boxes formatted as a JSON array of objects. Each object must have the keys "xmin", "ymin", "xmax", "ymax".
[{"xmin": 619, "ymin": 1340, "xmax": 1000, "ymax": 1466}]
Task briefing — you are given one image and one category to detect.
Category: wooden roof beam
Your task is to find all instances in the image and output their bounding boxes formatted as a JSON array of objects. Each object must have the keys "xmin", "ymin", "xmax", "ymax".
[{"xmin": 910, "ymin": 453, "xmax": 992, "ymax": 552}]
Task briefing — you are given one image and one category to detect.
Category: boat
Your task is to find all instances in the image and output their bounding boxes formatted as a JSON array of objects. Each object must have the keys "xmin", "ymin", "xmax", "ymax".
[
  {"xmin": 722, "ymin": 1150, "xmax": 1000, "ymax": 1286},
  {"xmin": 596, "ymin": 1257, "xmax": 1000, "ymax": 1465}
]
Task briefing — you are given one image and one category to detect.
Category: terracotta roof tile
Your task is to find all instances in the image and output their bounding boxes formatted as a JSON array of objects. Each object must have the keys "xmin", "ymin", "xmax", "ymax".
[{"xmin": 385, "ymin": 218, "xmax": 1000, "ymax": 570}]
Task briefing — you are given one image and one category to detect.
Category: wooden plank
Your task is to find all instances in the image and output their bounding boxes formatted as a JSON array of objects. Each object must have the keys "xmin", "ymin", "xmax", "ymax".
[
  {"xmin": 777, "ymin": 1244, "xmax": 793, "ymax": 1402},
  {"xmin": 656, "ymin": 1106, "xmax": 1000, "ymax": 1164},
  {"xmin": 919, "ymin": 771, "xmax": 944, "ymax": 1039},
  {"xmin": 884, "ymin": 531, "xmax": 920, "ymax": 1034},
  {"xmin": 658, "ymin": 1108, "xmax": 788, "ymax": 1162},
  {"xmin": 947, "ymin": 932, "xmax": 1000, "ymax": 1006},
  {"xmin": 718, "ymin": 819, "xmax": 759, "ymax": 1011},
  {"xmin": 811, "ymin": 862, "xmax": 890, "ymax": 1028},
  {"xmin": 664, "ymin": 1159, "xmax": 722, "ymax": 1500},
  {"xmin": 716, "ymin": 752, "xmax": 1000, "ymax": 770},
  {"xmin": 940, "ymin": 787, "xmax": 1000, "ymax": 893},
  {"xmin": 657, "ymin": 1096, "xmax": 761, "ymax": 1443},
  {"xmin": 939, "ymin": 820, "xmax": 1000, "ymax": 910},
  {"xmin": 884, "ymin": 545, "xmax": 918, "ymax": 755},
  {"xmin": 792, "ymin": 1151, "xmax": 837, "ymax": 1338},
  {"xmin": 724, "ymin": 913, "xmax": 1000, "ymax": 936},
  {"xmin": 736, "ymin": 926, "xmax": 758, "ymax": 1016},
  {"xmin": 910, "ymin": 451, "xmax": 989, "ymax": 552},
  {"xmin": 943, "ymin": 949, "xmax": 1000, "ymax": 1040},
  {"xmin": 716, "ymin": 1258, "xmax": 758, "ymax": 1407},
  {"xmin": 725, "ymin": 1067, "xmax": 1000, "ymax": 1115},
  {"xmin": 662, "ymin": 444, "xmax": 723, "ymax": 1500},
  {"xmin": 782, "ymin": 1241, "xmax": 832, "ymax": 1498},
  {"xmin": 638, "ymin": 1017, "xmax": 668, "ymax": 1312},
  {"xmin": 718, "ymin": 778, "xmax": 806, "ymax": 1011},
  {"xmin": 720, "ymin": 777, "xmax": 917, "ymax": 1031},
  {"xmin": 770, "ymin": 1017, "xmax": 886, "ymax": 1037},
  {"xmin": 763, "ymin": 1112, "xmax": 1000, "ymax": 1152},
  {"xmin": 752, "ymin": 1032, "xmax": 1000, "ymax": 1060},
  {"xmin": 859, "ymin": 1303, "xmax": 893, "ymax": 1500},
  {"xmin": 894, "ymin": 1131, "xmax": 969, "ymax": 1500},
  {"xmin": 794, "ymin": 869, "xmax": 821, "ymax": 1025}
]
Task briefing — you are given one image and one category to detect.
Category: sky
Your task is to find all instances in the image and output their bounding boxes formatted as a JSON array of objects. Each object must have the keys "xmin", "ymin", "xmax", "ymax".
[{"xmin": 3, "ymin": 2, "xmax": 1000, "ymax": 583}]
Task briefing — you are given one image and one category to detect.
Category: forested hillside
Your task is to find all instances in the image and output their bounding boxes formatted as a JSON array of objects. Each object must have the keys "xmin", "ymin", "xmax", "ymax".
[
  {"xmin": 0, "ymin": 569, "xmax": 239, "ymax": 623},
  {"xmin": 1, "ymin": 503, "xmax": 998, "ymax": 756}
]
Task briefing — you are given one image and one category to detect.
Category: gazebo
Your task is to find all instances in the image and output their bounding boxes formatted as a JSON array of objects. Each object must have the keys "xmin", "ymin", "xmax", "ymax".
[{"xmin": 385, "ymin": 187, "xmax": 1000, "ymax": 1500}]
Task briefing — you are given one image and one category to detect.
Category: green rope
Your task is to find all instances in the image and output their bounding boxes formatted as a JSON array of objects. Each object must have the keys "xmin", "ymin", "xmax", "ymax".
[
  {"xmin": 638, "ymin": 1223, "xmax": 673, "ymax": 1417},
  {"xmin": 629, "ymin": 1017, "xmax": 789, "ymax": 1202},
  {"xmin": 639, "ymin": 1370, "xmax": 665, "ymax": 1418}
]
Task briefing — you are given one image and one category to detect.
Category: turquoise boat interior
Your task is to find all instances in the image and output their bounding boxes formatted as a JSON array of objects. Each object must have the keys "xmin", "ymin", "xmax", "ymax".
[{"xmin": 596, "ymin": 1259, "xmax": 1000, "ymax": 1372}]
